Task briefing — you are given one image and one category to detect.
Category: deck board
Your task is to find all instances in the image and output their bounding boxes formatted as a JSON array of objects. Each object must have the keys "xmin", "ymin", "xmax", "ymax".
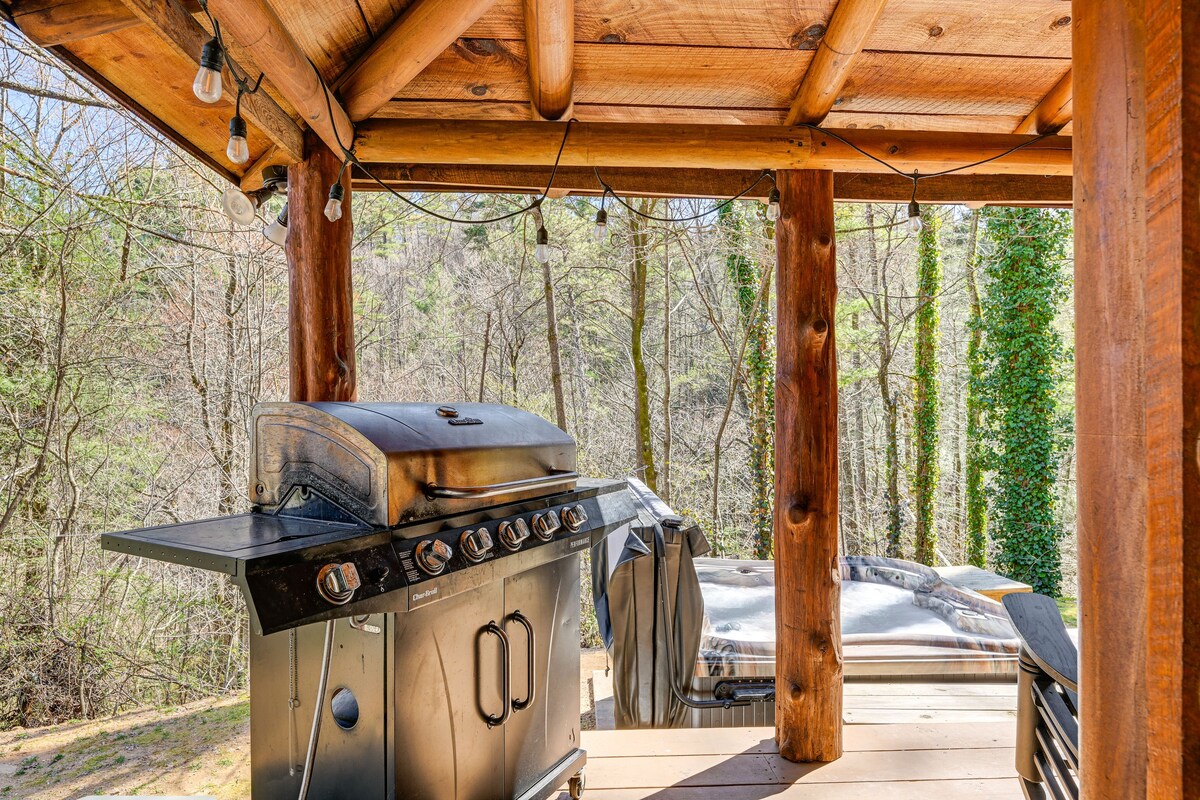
[{"xmin": 575, "ymin": 713, "xmax": 1022, "ymax": 798}]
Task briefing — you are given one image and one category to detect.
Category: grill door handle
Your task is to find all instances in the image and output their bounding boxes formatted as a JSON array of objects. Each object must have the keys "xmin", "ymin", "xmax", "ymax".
[
  {"xmin": 509, "ymin": 611, "xmax": 536, "ymax": 712},
  {"xmin": 426, "ymin": 472, "xmax": 578, "ymax": 500},
  {"xmin": 482, "ymin": 621, "xmax": 511, "ymax": 728}
]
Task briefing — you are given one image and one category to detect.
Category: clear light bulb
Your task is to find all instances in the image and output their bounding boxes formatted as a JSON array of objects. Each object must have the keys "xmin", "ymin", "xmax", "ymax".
[
  {"xmin": 766, "ymin": 187, "xmax": 780, "ymax": 222},
  {"xmin": 226, "ymin": 115, "xmax": 249, "ymax": 165},
  {"xmin": 221, "ymin": 186, "xmax": 258, "ymax": 225},
  {"xmin": 263, "ymin": 204, "xmax": 288, "ymax": 247},
  {"xmin": 535, "ymin": 225, "xmax": 550, "ymax": 264},
  {"xmin": 193, "ymin": 38, "xmax": 224, "ymax": 104},
  {"xmin": 324, "ymin": 183, "xmax": 344, "ymax": 222},
  {"xmin": 907, "ymin": 199, "xmax": 923, "ymax": 234},
  {"xmin": 593, "ymin": 208, "xmax": 608, "ymax": 244}
]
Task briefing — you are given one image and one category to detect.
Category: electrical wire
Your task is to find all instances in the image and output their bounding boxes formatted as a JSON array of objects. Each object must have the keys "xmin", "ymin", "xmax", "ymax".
[
  {"xmin": 310, "ymin": 57, "xmax": 573, "ymax": 225},
  {"xmin": 593, "ymin": 168, "xmax": 774, "ymax": 223}
]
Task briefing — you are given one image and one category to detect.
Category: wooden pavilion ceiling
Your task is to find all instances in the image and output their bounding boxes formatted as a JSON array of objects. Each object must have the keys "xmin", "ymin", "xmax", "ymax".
[{"xmin": 3, "ymin": 0, "xmax": 1074, "ymax": 200}]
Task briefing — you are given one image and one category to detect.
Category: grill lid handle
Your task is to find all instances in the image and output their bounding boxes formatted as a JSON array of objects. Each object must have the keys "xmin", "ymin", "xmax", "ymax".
[{"xmin": 426, "ymin": 471, "xmax": 578, "ymax": 500}]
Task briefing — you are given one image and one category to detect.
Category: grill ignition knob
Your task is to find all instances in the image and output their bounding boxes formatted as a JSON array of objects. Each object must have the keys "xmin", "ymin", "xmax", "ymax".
[
  {"xmin": 531, "ymin": 510, "xmax": 561, "ymax": 541},
  {"xmin": 415, "ymin": 539, "xmax": 454, "ymax": 575},
  {"xmin": 498, "ymin": 518, "xmax": 532, "ymax": 551},
  {"xmin": 317, "ymin": 562, "xmax": 361, "ymax": 605},
  {"xmin": 460, "ymin": 527, "xmax": 494, "ymax": 562},
  {"xmin": 561, "ymin": 504, "xmax": 589, "ymax": 532}
]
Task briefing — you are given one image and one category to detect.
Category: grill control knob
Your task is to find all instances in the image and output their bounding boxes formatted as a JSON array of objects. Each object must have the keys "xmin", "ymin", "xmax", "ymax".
[
  {"xmin": 415, "ymin": 539, "xmax": 454, "ymax": 575},
  {"xmin": 460, "ymin": 527, "xmax": 494, "ymax": 562},
  {"xmin": 531, "ymin": 510, "xmax": 561, "ymax": 541},
  {"xmin": 317, "ymin": 562, "xmax": 361, "ymax": 605},
  {"xmin": 498, "ymin": 518, "xmax": 532, "ymax": 551},
  {"xmin": 561, "ymin": 504, "xmax": 588, "ymax": 532}
]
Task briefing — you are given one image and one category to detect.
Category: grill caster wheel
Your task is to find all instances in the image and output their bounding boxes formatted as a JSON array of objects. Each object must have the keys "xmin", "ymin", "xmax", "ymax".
[{"xmin": 568, "ymin": 769, "xmax": 585, "ymax": 799}]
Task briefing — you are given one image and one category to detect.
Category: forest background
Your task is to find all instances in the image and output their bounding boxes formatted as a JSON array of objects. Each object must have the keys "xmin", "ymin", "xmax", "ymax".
[{"xmin": 0, "ymin": 29, "xmax": 1075, "ymax": 728}]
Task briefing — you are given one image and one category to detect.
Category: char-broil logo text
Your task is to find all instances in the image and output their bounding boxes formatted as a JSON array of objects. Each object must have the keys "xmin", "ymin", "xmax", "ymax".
[{"xmin": 412, "ymin": 586, "xmax": 438, "ymax": 602}]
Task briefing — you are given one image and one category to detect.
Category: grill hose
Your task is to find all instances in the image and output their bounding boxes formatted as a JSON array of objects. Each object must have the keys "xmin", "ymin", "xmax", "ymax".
[{"xmin": 298, "ymin": 619, "xmax": 336, "ymax": 800}]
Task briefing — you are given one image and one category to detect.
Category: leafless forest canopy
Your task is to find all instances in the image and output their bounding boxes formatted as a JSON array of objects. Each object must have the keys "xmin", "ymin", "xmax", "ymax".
[{"xmin": 0, "ymin": 31, "xmax": 1075, "ymax": 727}]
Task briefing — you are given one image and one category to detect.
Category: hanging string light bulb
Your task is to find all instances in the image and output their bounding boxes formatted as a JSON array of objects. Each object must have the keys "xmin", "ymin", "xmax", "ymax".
[
  {"xmin": 263, "ymin": 204, "xmax": 288, "ymax": 247},
  {"xmin": 593, "ymin": 204, "xmax": 608, "ymax": 244},
  {"xmin": 226, "ymin": 91, "xmax": 249, "ymax": 165},
  {"xmin": 535, "ymin": 224, "xmax": 550, "ymax": 264},
  {"xmin": 766, "ymin": 186, "xmax": 780, "ymax": 221},
  {"xmin": 324, "ymin": 184, "xmax": 345, "ymax": 222},
  {"xmin": 193, "ymin": 37, "xmax": 224, "ymax": 103},
  {"xmin": 906, "ymin": 173, "xmax": 923, "ymax": 234}
]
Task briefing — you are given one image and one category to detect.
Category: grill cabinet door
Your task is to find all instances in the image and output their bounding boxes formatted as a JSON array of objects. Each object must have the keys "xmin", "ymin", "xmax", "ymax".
[
  {"xmin": 392, "ymin": 582, "xmax": 507, "ymax": 800},
  {"xmin": 502, "ymin": 555, "xmax": 582, "ymax": 797}
]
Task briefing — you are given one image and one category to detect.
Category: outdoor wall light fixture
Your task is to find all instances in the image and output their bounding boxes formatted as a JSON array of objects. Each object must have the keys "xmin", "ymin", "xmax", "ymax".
[
  {"xmin": 263, "ymin": 204, "xmax": 289, "ymax": 247},
  {"xmin": 221, "ymin": 166, "xmax": 287, "ymax": 230}
]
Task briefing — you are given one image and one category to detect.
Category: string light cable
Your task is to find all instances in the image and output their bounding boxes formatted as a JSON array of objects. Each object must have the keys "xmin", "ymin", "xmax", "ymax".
[{"xmin": 593, "ymin": 168, "xmax": 774, "ymax": 224}]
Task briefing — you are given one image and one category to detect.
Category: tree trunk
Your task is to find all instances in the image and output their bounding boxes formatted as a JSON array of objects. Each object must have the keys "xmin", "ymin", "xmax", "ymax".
[
  {"xmin": 964, "ymin": 210, "xmax": 987, "ymax": 567},
  {"xmin": 541, "ymin": 256, "xmax": 568, "ymax": 430},
  {"xmin": 630, "ymin": 200, "xmax": 658, "ymax": 491},
  {"xmin": 912, "ymin": 209, "xmax": 942, "ymax": 565}
]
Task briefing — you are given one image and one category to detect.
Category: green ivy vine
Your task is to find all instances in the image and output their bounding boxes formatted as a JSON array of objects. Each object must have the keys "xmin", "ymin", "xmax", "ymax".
[{"xmin": 912, "ymin": 209, "xmax": 942, "ymax": 566}]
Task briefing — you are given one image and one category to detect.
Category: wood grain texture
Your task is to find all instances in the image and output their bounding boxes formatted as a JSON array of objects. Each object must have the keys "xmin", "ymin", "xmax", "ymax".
[
  {"xmin": 354, "ymin": 120, "xmax": 1071, "ymax": 175},
  {"xmin": 1142, "ymin": 0, "xmax": 1198, "ymax": 796},
  {"xmin": 208, "ymin": 0, "xmax": 355, "ymax": 159},
  {"xmin": 353, "ymin": 163, "xmax": 1072, "ymax": 204},
  {"xmin": 786, "ymin": 0, "xmax": 888, "ymax": 125},
  {"xmin": 336, "ymin": 0, "xmax": 499, "ymax": 121},
  {"xmin": 1014, "ymin": 68, "xmax": 1072, "ymax": 135},
  {"xmin": 1073, "ymin": 1, "xmax": 1149, "ymax": 797},
  {"xmin": 287, "ymin": 131, "xmax": 356, "ymax": 403},
  {"xmin": 265, "ymin": 0, "xmax": 371, "ymax": 80},
  {"xmin": 774, "ymin": 169, "xmax": 842, "ymax": 763},
  {"xmin": 464, "ymin": 0, "xmax": 1069, "ymax": 57},
  {"xmin": 523, "ymin": 0, "xmax": 573, "ymax": 120},
  {"xmin": 838, "ymin": 52, "xmax": 1071, "ymax": 117},
  {"xmin": 116, "ymin": 0, "xmax": 303, "ymax": 162},
  {"xmin": 10, "ymin": 0, "xmax": 142, "ymax": 44}
]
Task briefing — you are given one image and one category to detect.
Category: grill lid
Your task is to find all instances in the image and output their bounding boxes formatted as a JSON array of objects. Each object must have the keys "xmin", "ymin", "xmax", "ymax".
[{"xmin": 250, "ymin": 402, "xmax": 577, "ymax": 528}]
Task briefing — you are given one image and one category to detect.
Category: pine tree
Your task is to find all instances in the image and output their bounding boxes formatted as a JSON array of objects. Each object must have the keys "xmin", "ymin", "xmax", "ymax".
[
  {"xmin": 911, "ymin": 209, "xmax": 942, "ymax": 565},
  {"xmin": 979, "ymin": 208, "xmax": 1070, "ymax": 594}
]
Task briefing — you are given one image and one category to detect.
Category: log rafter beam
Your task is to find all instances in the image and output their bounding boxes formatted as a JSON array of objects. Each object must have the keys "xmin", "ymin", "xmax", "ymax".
[
  {"xmin": 351, "ymin": 163, "xmax": 1073, "ymax": 205},
  {"xmin": 206, "ymin": 0, "xmax": 354, "ymax": 161},
  {"xmin": 785, "ymin": 0, "xmax": 889, "ymax": 126},
  {"xmin": 352, "ymin": 120, "xmax": 1073, "ymax": 176},
  {"xmin": 1014, "ymin": 68, "xmax": 1073, "ymax": 135},
  {"xmin": 115, "ymin": 0, "xmax": 303, "ymax": 162},
  {"xmin": 523, "ymin": 0, "xmax": 574, "ymax": 121},
  {"xmin": 335, "ymin": 0, "xmax": 499, "ymax": 122}
]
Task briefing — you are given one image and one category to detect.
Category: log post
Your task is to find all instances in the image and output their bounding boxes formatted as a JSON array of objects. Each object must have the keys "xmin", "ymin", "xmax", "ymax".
[
  {"xmin": 774, "ymin": 168, "xmax": 842, "ymax": 763},
  {"xmin": 1075, "ymin": 1, "xmax": 1197, "ymax": 796},
  {"xmin": 287, "ymin": 131, "xmax": 356, "ymax": 402}
]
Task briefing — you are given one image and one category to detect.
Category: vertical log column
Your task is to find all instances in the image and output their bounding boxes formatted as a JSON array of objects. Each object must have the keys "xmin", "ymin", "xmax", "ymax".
[
  {"xmin": 774, "ymin": 169, "xmax": 842, "ymax": 763},
  {"xmin": 287, "ymin": 131, "xmax": 356, "ymax": 402},
  {"xmin": 1075, "ymin": 1, "xmax": 1197, "ymax": 797}
]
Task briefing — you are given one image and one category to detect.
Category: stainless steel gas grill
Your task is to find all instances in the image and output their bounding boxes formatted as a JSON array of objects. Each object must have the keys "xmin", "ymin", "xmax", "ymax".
[{"xmin": 103, "ymin": 402, "xmax": 636, "ymax": 800}]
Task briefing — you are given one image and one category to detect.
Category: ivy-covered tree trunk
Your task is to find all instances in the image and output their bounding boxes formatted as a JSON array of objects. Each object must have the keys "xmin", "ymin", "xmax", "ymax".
[
  {"xmin": 964, "ymin": 211, "xmax": 988, "ymax": 567},
  {"xmin": 979, "ymin": 208, "xmax": 1070, "ymax": 594},
  {"xmin": 911, "ymin": 209, "xmax": 942, "ymax": 565},
  {"xmin": 719, "ymin": 204, "xmax": 776, "ymax": 558}
]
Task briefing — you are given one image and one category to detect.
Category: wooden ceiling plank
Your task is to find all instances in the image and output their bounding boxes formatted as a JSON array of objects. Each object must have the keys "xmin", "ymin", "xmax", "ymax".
[
  {"xmin": 116, "ymin": 0, "xmax": 303, "ymax": 162},
  {"xmin": 336, "ymin": 0, "xmax": 499, "ymax": 121},
  {"xmin": 352, "ymin": 163, "xmax": 1072, "ymax": 204},
  {"xmin": 206, "ymin": 0, "xmax": 354, "ymax": 159},
  {"xmin": 10, "ymin": 0, "xmax": 140, "ymax": 45},
  {"xmin": 1014, "ymin": 67, "xmax": 1072, "ymax": 135},
  {"xmin": 785, "ymin": 0, "xmax": 889, "ymax": 125},
  {"xmin": 523, "ymin": 0, "xmax": 573, "ymax": 120},
  {"xmin": 353, "ymin": 119, "xmax": 1072, "ymax": 175}
]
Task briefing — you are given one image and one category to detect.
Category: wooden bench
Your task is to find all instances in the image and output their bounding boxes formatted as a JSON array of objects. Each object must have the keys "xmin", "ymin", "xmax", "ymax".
[{"xmin": 1002, "ymin": 593, "xmax": 1079, "ymax": 800}]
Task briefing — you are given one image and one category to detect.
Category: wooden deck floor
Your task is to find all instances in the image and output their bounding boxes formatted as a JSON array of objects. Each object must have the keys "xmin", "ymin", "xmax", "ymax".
[{"xmin": 573, "ymin": 682, "xmax": 1021, "ymax": 799}]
